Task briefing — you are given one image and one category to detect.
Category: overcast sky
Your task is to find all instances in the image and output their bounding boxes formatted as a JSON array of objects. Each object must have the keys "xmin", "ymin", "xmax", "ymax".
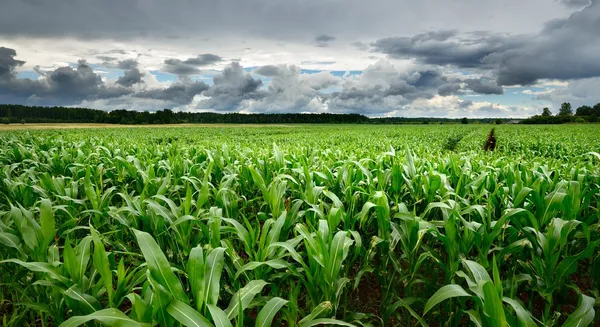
[{"xmin": 1, "ymin": 0, "xmax": 599, "ymax": 117}]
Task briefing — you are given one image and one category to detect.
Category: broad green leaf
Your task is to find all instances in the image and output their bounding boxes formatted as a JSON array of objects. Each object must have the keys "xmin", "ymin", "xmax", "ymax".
[
  {"xmin": 482, "ymin": 281, "xmax": 507, "ymax": 327},
  {"xmin": 90, "ymin": 225, "xmax": 113, "ymax": 306},
  {"xmin": 224, "ymin": 280, "xmax": 268, "ymax": 319},
  {"xmin": 502, "ymin": 297, "xmax": 537, "ymax": 327},
  {"xmin": 59, "ymin": 308, "xmax": 148, "ymax": 327},
  {"xmin": 298, "ymin": 301, "xmax": 333, "ymax": 325},
  {"xmin": 235, "ymin": 259, "xmax": 289, "ymax": 279},
  {"xmin": 188, "ymin": 245, "xmax": 206, "ymax": 310},
  {"xmin": 299, "ymin": 318, "xmax": 356, "ymax": 327},
  {"xmin": 204, "ymin": 247, "xmax": 226, "ymax": 306},
  {"xmin": 0, "ymin": 232, "xmax": 22, "ymax": 253},
  {"xmin": 424, "ymin": 284, "xmax": 471, "ymax": 315},
  {"xmin": 1, "ymin": 259, "xmax": 67, "ymax": 283},
  {"xmin": 207, "ymin": 304, "xmax": 233, "ymax": 327},
  {"xmin": 255, "ymin": 297, "xmax": 288, "ymax": 327},
  {"xmin": 133, "ymin": 229, "xmax": 188, "ymax": 303},
  {"xmin": 562, "ymin": 295, "xmax": 595, "ymax": 327},
  {"xmin": 64, "ymin": 286, "xmax": 102, "ymax": 314},
  {"xmin": 39, "ymin": 199, "xmax": 55, "ymax": 247},
  {"xmin": 167, "ymin": 300, "xmax": 214, "ymax": 327}
]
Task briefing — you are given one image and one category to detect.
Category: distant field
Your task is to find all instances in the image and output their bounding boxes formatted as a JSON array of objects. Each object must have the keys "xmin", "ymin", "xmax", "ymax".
[
  {"xmin": 1, "ymin": 124, "xmax": 599, "ymax": 327},
  {"xmin": 0, "ymin": 123, "xmax": 294, "ymax": 130}
]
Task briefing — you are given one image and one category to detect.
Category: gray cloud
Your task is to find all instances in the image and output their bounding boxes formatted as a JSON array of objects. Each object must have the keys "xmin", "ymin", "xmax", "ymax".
[
  {"xmin": 116, "ymin": 68, "xmax": 144, "ymax": 87},
  {"xmin": 490, "ymin": 0, "xmax": 600, "ymax": 85},
  {"xmin": 559, "ymin": 0, "xmax": 591, "ymax": 7},
  {"xmin": 0, "ymin": 47, "xmax": 25, "ymax": 78},
  {"xmin": 371, "ymin": 30, "xmax": 524, "ymax": 68},
  {"xmin": 198, "ymin": 62, "xmax": 264, "ymax": 111},
  {"xmin": 254, "ymin": 65, "xmax": 283, "ymax": 77},
  {"xmin": 371, "ymin": 1, "xmax": 600, "ymax": 86},
  {"xmin": 324, "ymin": 61, "xmax": 462, "ymax": 114},
  {"xmin": 0, "ymin": 47, "xmax": 134, "ymax": 105},
  {"xmin": 135, "ymin": 81, "xmax": 209, "ymax": 105},
  {"xmin": 464, "ymin": 78, "xmax": 504, "ymax": 94},
  {"xmin": 315, "ymin": 34, "xmax": 336, "ymax": 47},
  {"xmin": 163, "ymin": 54, "xmax": 223, "ymax": 76}
]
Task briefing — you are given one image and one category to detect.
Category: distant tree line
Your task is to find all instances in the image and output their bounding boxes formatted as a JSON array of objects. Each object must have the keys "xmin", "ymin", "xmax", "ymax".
[
  {"xmin": 521, "ymin": 102, "xmax": 600, "ymax": 124},
  {"xmin": 1, "ymin": 104, "xmax": 515, "ymax": 125}
]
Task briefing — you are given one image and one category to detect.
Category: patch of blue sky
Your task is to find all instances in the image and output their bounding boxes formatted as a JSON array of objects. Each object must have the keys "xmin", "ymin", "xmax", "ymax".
[
  {"xmin": 149, "ymin": 70, "xmax": 178, "ymax": 83},
  {"xmin": 17, "ymin": 71, "xmax": 40, "ymax": 79}
]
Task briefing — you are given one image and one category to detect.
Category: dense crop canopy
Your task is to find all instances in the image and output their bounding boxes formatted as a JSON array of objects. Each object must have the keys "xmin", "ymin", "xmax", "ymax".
[{"xmin": 0, "ymin": 124, "xmax": 598, "ymax": 326}]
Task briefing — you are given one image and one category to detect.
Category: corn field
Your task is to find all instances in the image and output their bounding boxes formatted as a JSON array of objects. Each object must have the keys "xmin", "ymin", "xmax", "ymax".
[{"xmin": 0, "ymin": 124, "xmax": 599, "ymax": 326}]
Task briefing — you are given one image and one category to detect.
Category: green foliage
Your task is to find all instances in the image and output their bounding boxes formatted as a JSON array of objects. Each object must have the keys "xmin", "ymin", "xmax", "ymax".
[
  {"xmin": 559, "ymin": 102, "xmax": 573, "ymax": 116},
  {"xmin": 0, "ymin": 124, "xmax": 598, "ymax": 327}
]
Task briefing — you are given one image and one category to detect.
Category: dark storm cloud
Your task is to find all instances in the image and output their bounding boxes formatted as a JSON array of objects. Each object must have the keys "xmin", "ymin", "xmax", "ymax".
[
  {"xmin": 0, "ymin": 47, "xmax": 25, "ymax": 77},
  {"xmin": 464, "ymin": 78, "xmax": 504, "ymax": 94},
  {"xmin": 438, "ymin": 83, "xmax": 461, "ymax": 96},
  {"xmin": 315, "ymin": 35, "xmax": 336, "ymax": 47},
  {"xmin": 372, "ymin": 1, "xmax": 600, "ymax": 86},
  {"xmin": 199, "ymin": 62, "xmax": 264, "ymax": 110},
  {"xmin": 163, "ymin": 54, "xmax": 223, "ymax": 76},
  {"xmin": 135, "ymin": 81, "xmax": 209, "ymax": 105},
  {"xmin": 371, "ymin": 30, "xmax": 524, "ymax": 68},
  {"xmin": 116, "ymin": 68, "xmax": 144, "ymax": 87},
  {"xmin": 0, "ymin": 47, "xmax": 134, "ymax": 105},
  {"xmin": 490, "ymin": 0, "xmax": 600, "ymax": 85}
]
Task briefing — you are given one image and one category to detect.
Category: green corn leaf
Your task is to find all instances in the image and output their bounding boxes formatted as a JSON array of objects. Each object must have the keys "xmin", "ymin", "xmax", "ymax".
[
  {"xmin": 0, "ymin": 232, "xmax": 23, "ymax": 253},
  {"xmin": 298, "ymin": 301, "xmax": 333, "ymax": 325},
  {"xmin": 90, "ymin": 225, "xmax": 113, "ymax": 306},
  {"xmin": 482, "ymin": 281, "xmax": 507, "ymax": 327},
  {"xmin": 562, "ymin": 295, "xmax": 595, "ymax": 327},
  {"xmin": 167, "ymin": 300, "xmax": 214, "ymax": 327},
  {"xmin": 207, "ymin": 304, "xmax": 233, "ymax": 327},
  {"xmin": 188, "ymin": 245, "xmax": 206, "ymax": 310},
  {"xmin": 133, "ymin": 229, "xmax": 189, "ymax": 303},
  {"xmin": 235, "ymin": 259, "xmax": 289, "ymax": 279},
  {"xmin": 255, "ymin": 297, "xmax": 288, "ymax": 327},
  {"xmin": 424, "ymin": 284, "xmax": 471, "ymax": 315},
  {"xmin": 76, "ymin": 236, "xmax": 92, "ymax": 286},
  {"xmin": 64, "ymin": 286, "xmax": 102, "ymax": 314},
  {"xmin": 59, "ymin": 308, "xmax": 148, "ymax": 327},
  {"xmin": 299, "ymin": 318, "xmax": 356, "ymax": 327},
  {"xmin": 63, "ymin": 239, "xmax": 78, "ymax": 281},
  {"xmin": 224, "ymin": 280, "xmax": 268, "ymax": 319},
  {"xmin": 1, "ymin": 259, "xmax": 68, "ymax": 283},
  {"xmin": 502, "ymin": 297, "xmax": 537, "ymax": 327},
  {"xmin": 11, "ymin": 205, "xmax": 40, "ymax": 251},
  {"xmin": 39, "ymin": 199, "xmax": 55, "ymax": 248},
  {"xmin": 204, "ymin": 247, "xmax": 226, "ymax": 307}
]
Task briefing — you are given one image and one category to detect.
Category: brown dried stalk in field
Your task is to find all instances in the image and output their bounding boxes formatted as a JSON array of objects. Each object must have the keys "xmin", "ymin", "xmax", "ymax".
[{"xmin": 484, "ymin": 128, "xmax": 496, "ymax": 151}]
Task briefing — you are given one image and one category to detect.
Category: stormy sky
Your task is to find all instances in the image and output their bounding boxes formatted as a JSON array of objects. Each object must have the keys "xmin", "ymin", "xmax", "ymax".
[{"xmin": 1, "ymin": 0, "xmax": 599, "ymax": 117}]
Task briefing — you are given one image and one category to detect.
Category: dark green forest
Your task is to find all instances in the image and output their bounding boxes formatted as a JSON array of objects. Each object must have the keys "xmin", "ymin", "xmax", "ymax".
[
  {"xmin": 1, "ymin": 102, "xmax": 599, "ymax": 125},
  {"xmin": 0, "ymin": 104, "xmax": 501, "ymax": 124}
]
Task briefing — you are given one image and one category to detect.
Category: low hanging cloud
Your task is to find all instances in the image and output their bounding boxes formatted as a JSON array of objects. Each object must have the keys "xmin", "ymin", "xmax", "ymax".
[
  {"xmin": 115, "ymin": 59, "xmax": 145, "ymax": 87},
  {"xmin": 464, "ymin": 78, "xmax": 504, "ymax": 94},
  {"xmin": 197, "ymin": 62, "xmax": 264, "ymax": 111},
  {"xmin": 371, "ymin": 1, "xmax": 600, "ymax": 86},
  {"xmin": 0, "ymin": 48, "xmax": 133, "ymax": 105},
  {"xmin": 162, "ymin": 54, "xmax": 223, "ymax": 76},
  {"xmin": 135, "ymin": 81, "xmax": 209, "ymax": 105},
  {"xmin": 315, "ymin": 34, "xmax": 336, "ymax": 47}
]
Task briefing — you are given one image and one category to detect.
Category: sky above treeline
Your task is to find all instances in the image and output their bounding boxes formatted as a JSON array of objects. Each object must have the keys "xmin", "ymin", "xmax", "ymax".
[{"xmin": 1, "ymin": 0, "xmax": 599, "ymax": 118}]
